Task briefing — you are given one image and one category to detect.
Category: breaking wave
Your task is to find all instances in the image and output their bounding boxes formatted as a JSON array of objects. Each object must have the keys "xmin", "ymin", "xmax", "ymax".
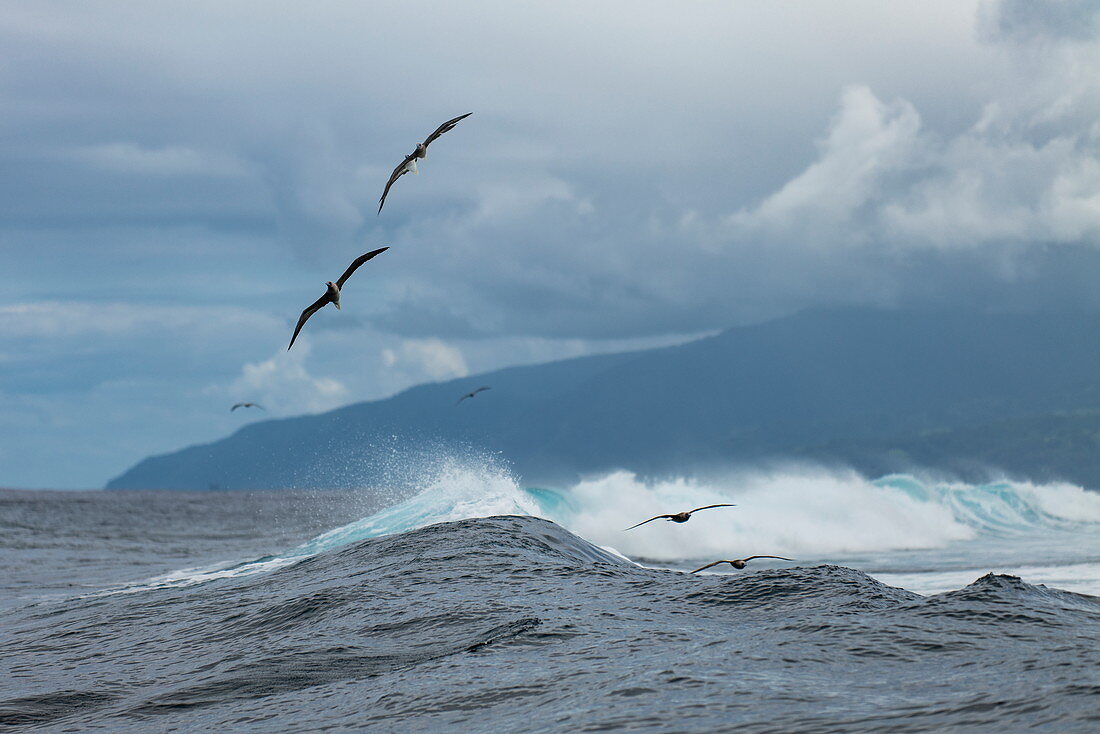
[{"xmin": 111, "ymin": 458, "xmax": 1100, "ymax": 591}]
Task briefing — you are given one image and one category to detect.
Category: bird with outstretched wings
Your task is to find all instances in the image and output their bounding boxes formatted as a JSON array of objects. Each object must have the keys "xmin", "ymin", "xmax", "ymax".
[
  {"xmin": 287, "ymin": 247, "xmax": 389, "ymax": 350},
  {"xmin": 624, "ymin": 503, "xmax": 736, "ymax": 530},
  {"xmin": 691, "ymin": 556, "xmax": 793, "ymax": 573},
  {"xmin": 456, "ymin": 386, "xmax": 491, "ymax": 405},
  {"xmin": 378, "ymin": 113, "xmax": 472, "ymax": 214}
]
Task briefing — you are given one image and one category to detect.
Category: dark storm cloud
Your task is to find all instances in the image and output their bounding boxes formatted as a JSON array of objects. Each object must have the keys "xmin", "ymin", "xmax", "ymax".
[{"xmin": 981, "ymin": 0, "xmax": 1100, "ymax": 43}]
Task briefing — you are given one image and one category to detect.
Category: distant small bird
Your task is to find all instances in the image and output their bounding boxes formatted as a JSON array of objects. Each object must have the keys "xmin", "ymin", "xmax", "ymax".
[
  {"xmin": 378, "ymin": 113, "xmax": 473, "ymax": 214},
  {"xmin": 624, "ymin": 504, "xmax": 736, "ymax": 531},
  {"xmin": 456, "ymin": 386, "xmax": 491, "ymax": 405},
  {"xmin": 691, "ymin": 556, "xmax": 793, "ymax": 573},
  {"xmin": 230, "ymin": 403, "xmax": 265, "ymax": 412},
  {"xmin": 287, "ymin": 247, "xmax": 389, "ymax": 350}
]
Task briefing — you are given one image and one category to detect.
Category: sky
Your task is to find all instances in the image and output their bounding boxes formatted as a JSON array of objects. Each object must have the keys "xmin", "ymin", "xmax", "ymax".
[{"xmin": 2, "ymin": 0, "xmax": 1100, "ymax": 488}]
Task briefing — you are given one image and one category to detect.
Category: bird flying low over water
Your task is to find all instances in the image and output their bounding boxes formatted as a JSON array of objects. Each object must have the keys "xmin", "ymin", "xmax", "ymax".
[
  {"xmin": 691, "ymin": 556, "xmax": 794, "ymax": 573},
  {"xmin": 456, "ymin": 386, "xmax": 491, "ymax": 405},
  {"xmin": 378, "ymin": 113, "xmax": 472, "ymax": 214},
  {"xmin": 230, "ymin": 403, "xmax": 265, "ymax": 412},
  {"xmin": 287, "ymin": 247, "xmax": 389, "ymax": 350},
  {"xmin": 624, "ymin": 504, "xmax": 736, "ymax": 530}
]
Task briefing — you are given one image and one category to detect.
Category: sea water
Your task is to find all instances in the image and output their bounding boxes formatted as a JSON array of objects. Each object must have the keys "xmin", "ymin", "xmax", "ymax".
[{"xmin": 2, "ymin": 461, "xmax": 1099, "ymax": 731}]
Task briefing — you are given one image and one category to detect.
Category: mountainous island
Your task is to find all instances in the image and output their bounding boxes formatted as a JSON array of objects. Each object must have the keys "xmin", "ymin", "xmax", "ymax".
[{"xmin": 107, "ymin": 308, "xmax": 1100, "ymax": 490}]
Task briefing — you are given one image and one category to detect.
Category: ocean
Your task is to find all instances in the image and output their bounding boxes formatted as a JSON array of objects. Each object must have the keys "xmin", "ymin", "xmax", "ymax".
[{"xmin": 3, "ymin": 460, "xmax": 1100, "ymax": 731}]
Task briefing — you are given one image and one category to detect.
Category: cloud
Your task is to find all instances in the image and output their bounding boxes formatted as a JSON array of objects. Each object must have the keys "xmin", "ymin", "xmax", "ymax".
[
  {"xmin": 63, "ymin": 142, "xmax": 247, "ymax": 177},
  {"xmin": 222, "ymin": 343, "xmax": 349, "ymax": 414},
  {"xmin": 880, "ymin": 127, "xmax": 1100, "ymax": 249},
  {"xmin": 382, "ymin": 338, "xmax": 469, "ymax": 382},
  {"xmin": 247, "ymin": 119, "xmax": 369, "ymax": 254},
  {"xmin": 363, "ymin": 74, "xmax": 1100, "ymax": 340},
  {"xmin": 979, "ymin": 0, "xmax": 1100, "ymax": 44},
  {"xmin": 729, "ymin": 85, "xmax": 922, "ymax": 244},
  {"xmin": 721, "ymin": 79, "xmax": 1100, "ymax": 253},
  {"xmin": 0, "ymin": 301, "xmax": 275, "ymax": 341},
  {"xmin": 0, "ymin": 300, "xmax": 285, "ymax": 397}
]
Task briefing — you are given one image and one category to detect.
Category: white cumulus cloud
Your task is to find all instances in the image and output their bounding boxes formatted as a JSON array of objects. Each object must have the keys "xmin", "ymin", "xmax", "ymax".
[
  {"xmin": 223, "ymin": 343, "xmax": 349, "ymax": 414},
  {"xmin": 382, "ymin": 338, "xmax": 469, "ymax": 382},
  {"xmin": 729, "ymin": 85, "xmax": 922, "ymax": 243}
]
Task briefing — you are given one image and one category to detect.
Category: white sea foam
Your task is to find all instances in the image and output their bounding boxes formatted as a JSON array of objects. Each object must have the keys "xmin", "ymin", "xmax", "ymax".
[
  {"xmin": 1017, "ymin": 480, "xmax": 1100, "ymax": 523},
  {"xmin": 563, "ymin": 469, "xmax": 975, "ymax": 560}
]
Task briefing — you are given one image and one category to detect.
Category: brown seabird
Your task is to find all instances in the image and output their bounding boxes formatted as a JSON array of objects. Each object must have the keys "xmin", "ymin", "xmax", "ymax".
[
  {"xmin": 691, "ymin": 556, "xmax": 793, "ymax": 573},
  {"xmin": 624, "ymin": 504, "xmax": 736, "ymax": 531},
  {"xmin": 377, "ymin": 113, "xmax": 473, "ymax": 214},
  {"xmin": 287, "ymin": 247, "xmax": 389, "ymax": 350},
  {"xmin": 230, "ymin": 402, "xmax": 265, "ymax": 412},
  {"xmin": 456, "ymin": 386, "xmax": 491, "ymax": 405}
]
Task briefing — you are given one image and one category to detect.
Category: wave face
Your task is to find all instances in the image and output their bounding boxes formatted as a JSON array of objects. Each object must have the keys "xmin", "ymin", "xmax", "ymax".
[{"xmin": 3, "ymin": 510, "xmax": 1100, "ymax": 733}]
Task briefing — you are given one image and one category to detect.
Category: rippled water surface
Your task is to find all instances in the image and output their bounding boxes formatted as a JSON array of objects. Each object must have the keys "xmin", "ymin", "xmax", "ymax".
[{"xmin": 2, "ymin": 472, "xmax": 1100, "ymax": 732}]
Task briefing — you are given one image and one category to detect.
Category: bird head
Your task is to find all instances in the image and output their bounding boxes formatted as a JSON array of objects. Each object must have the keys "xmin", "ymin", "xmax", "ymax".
[{"xmin": 732, "ymin": 560, "xmax": 747, "ymax": 569}]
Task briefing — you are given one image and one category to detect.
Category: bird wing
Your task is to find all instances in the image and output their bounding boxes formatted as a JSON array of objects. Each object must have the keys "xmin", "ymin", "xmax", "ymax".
[
  {"xmin": 691, "ymin": 560, "xmax": 729, "ymax": 574},
  {"xmin": 421, "ymin": 112, "xmax": 472, "ymax": 148},
  {"xmin": 741, "ymin": 555, "xmax": 793, "ymax": 563},
  {"xmin": 252, "ymin": 404, "xmax": 266, "ymax": 411},
  {"xmin": 623, "ymin": 515, "xmax": 671, "ymax": 531},
  {"xmin": 287, "ymin": 293, "xmax": 331, "ymax": 350},
  {"xmin": 231, "ymin": 403, "xmax": 244, "ymax": 411},
  {"xmin": 456, "ymin": 386, "xmax": 490, "ymax": 405},
  {"xmin": 336, "ymin": 247, "xmax": 389, "ymax": 288},
  {"xmin": 687, "ymin": 503, "xmax": 736, "ymax": 515},
  {"xmin": 378, "ymin": 157, "xmax": 413, "ymax": 214}
]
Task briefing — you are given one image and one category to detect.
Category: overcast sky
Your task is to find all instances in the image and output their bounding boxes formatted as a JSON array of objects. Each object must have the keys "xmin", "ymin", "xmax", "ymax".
[{"xmin": 2, "ymin": 0, "xmax": 1100, "ymax": 488}]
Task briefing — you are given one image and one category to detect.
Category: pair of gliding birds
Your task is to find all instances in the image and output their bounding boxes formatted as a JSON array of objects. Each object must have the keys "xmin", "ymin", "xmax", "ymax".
[
  {"xmin": 625, "ymin": 503, "xmax": 792, "ymax": 574},
  {"xmin": 288, "ymin": 113, "xmax": 473, "ymax": 350}
]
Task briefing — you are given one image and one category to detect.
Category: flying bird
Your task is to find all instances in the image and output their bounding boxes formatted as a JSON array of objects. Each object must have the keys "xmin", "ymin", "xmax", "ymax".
[
  {"xmin": 691, "ymin": 556, "xmax": 794, "ymax": 573},
  {"xmin": 456, "ymin": 386, "xmax": 491, "ymax": 405},
  {"xmin": 287, "ymin": 247, "xmax": 389, "ymax": 350},
  {"xmin": 230, "ymin": 403, "xmax": 265, "ymax": 412},
  {"xmin": 624, "ymin": 504, "xmax": 736, "ymax": 531},
  {"xmin": 377, "ymin": 112, "xmax": 473, "ymax": 214}
]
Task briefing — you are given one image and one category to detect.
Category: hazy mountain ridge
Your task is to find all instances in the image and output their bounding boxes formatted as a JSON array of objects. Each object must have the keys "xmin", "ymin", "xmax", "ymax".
[{"xmin": 106, "ymin": 309, "xmax": 1100, "ymax": 490}]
